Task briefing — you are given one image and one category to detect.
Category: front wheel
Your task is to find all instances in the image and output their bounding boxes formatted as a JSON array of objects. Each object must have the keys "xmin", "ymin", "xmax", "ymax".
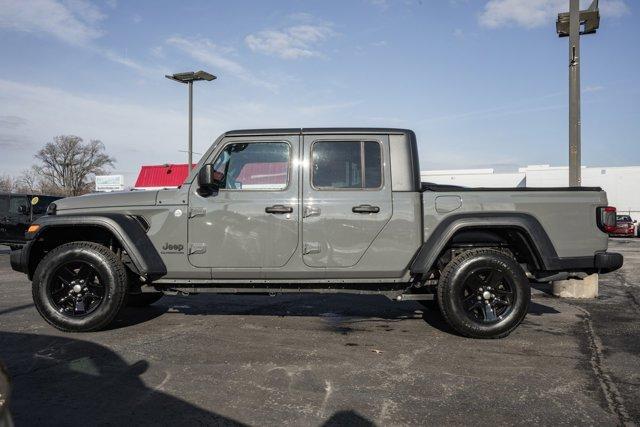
[
  {"xmin": 32, "ymin": 241, "xmax": 128, "ymax": 332},
  {"xmin": 437, "ymin": 248, "xmax": 530, "ymax": 339}
]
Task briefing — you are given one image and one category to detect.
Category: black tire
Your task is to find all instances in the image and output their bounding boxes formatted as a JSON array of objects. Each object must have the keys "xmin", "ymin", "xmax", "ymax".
[
  {"xmin": 9, "ymin": 245, "xmax": 22, "ymax": 251},
  {"xmin": 126, "ymin": 292, "xmax": 164, "ymax": 307},
  {"xmin": 32, "ymin": 241, "xmax": 128, "ymax": 332},
  {"xmin": 437, "ymin": 248, "xmax": 530, "ymax": 339},
  {"xmin": 418, "ymin": 299, "xmax": 438, "ymax": 310}
]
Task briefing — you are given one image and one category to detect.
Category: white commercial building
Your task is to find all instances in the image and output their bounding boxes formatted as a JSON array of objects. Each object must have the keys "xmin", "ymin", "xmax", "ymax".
[{"xmin": 421, "ymin": 165, "xmax": 640, "ymax": 221}]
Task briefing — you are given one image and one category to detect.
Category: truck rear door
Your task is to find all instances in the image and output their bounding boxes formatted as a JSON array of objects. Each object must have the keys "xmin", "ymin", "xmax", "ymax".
[{"xmin": 301, "ymin": 133, "xmax": 392, "ymax": 268}]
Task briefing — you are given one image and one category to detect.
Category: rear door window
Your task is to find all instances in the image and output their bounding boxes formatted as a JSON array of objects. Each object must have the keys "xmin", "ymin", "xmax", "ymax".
[{"xmin": 312, "ymin": 141, "xmax": 382, "ymax": 190}]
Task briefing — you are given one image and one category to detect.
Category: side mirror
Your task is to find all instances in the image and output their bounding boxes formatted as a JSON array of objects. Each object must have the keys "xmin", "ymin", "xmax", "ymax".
[{"xmin": 197, "ymin": 164, "xmax": 223, "ymax": 194}]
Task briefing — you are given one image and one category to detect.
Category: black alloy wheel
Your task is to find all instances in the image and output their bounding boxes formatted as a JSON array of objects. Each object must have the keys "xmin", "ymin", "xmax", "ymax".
[
  {"xmin": 460, "ymin": 268, "xmax": 514, "ymax": 323},
  {"xmin": 32, "ymin": 241, "xmax": 128, "ymax": 332},
  {"xmin": 437, "ymin": 248, "xmax": 530, "ymax": 339},
  {"xmin": 48, "ymin": 261, "xmax": 106, "ymax": 317}
]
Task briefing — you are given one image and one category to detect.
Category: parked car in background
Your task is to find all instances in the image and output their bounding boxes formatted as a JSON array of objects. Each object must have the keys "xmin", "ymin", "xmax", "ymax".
[
  {"xmin": 609, "ymin": 214, "xmax": 636, "ymax": 237},
  {"xmin": 0, "ymin": 361, "xmax": 11, "ymax": 427},
  {"xmin": 0, "ymin": 193, "xmax": 62, "ymax": 250}
]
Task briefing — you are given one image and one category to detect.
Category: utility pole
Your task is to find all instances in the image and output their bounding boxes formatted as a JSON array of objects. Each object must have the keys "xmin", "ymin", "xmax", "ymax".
[
  {"xmin": 557, "ymin": 0, "xmax": 600, "ymax": 187},
  {"xmin": 166, "ymin": 71, "xmax": 217, "ymax": 170},
  {"xmin": 568, "ymin": 0, "xmax": 581, "ymax": 187}
]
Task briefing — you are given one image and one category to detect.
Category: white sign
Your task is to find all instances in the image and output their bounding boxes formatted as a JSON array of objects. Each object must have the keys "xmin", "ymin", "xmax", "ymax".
[{"xmin": 95, "ymin": 175, "xmax": 124, "ymax": 192}]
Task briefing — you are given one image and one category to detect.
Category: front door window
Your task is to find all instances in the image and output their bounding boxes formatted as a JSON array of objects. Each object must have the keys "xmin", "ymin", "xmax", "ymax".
[{"xmin": 211, "ymin": 142, "xmax": 290, "ymax": 191}]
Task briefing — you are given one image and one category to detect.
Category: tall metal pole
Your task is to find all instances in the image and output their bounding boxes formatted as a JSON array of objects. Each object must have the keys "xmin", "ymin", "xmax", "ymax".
[
  {"xmin": 188, "ymin": 81, "xmax": 193, "ymax": 170},
  {"xmin": 569, "ymin": 0, "xmax": 581, "ymax": 186}
]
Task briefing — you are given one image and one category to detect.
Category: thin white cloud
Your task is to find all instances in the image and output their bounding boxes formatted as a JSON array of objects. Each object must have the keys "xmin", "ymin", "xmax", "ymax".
[
  {"xmin": 245, "ymin": 23, "xmax": 335, "ymax": 59},
  {"xmin": 0, "ymin": 0, "xmax": 162, "ymax": 76},
  {"xmin": 479, "ymin": 0, "xmax": 629, "ymax": 29},
  {"xmin": 0, "ymin": 78, "xmax": 203, "ymax": 181},
  {"xmin": 167, "ymin": 36, "xmax": 277, "ymax": 91},
  {"xmin": 0, "ymin": 0, "xmax": 105, "ymax": 45},
  {"xmin": 100, "ymin": 48, "xmax": 161, "ymax": 75},
  {"xmin": 0, "ymin": 78, "xmax": 365, "ymax": 182},
  {"xmin": 150, "ymin": 45, "xmax": 165, "ymax": 59}
]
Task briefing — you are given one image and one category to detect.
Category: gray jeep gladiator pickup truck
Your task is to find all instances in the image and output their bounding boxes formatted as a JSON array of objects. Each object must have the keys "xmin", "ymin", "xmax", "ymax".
[{"xmin": 10, "ymin": 128, "xmax": 623, "ymax": 338}]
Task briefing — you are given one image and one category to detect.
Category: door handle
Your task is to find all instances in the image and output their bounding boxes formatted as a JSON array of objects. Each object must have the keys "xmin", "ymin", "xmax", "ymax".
[
  {"xmin": 352, "ymin": 204, "xmax": 380, "ymax": 214},
  {"xmin": 265, "ymin": 205, "xmax": 293, "ymax": 214}
]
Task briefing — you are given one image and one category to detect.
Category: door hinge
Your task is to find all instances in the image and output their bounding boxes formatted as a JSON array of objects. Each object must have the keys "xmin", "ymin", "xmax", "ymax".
[
  {"xmin": 303, "ymin": 242, "xmax": 321, "ymax": 255},
  {"xmin": 303, "ymin": 206, "xmax": 321, "ymax": 218},
  {"xmin": 188, "ymin": 243, "xmax": 207, "ymax": 255}
]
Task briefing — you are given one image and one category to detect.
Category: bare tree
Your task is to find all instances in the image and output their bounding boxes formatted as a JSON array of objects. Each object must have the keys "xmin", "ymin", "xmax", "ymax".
[
  {"xmin": 33, "ymin": 135, "xmax": 115, "ymax": 196},
  {"xmin": 13, "ymin": 169, "xmax": 40, "ymax": 194},
  {"xmin": 0, "ymin": 174, "xmax": 14, "ymax": 192}
]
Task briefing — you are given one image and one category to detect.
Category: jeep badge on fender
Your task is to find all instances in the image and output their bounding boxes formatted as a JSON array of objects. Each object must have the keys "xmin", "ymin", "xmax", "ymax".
[{"xmin": 161, "ymin": 243, "xmax": 184, "ymax": 253}]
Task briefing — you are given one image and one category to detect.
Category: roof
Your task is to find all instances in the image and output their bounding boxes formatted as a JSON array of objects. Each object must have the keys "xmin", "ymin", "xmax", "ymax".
[
  {"xmin": 0, "ymin": 192, "xmax": 62, "ymax": 198},
  {"xmin": 224, "ymin": 127, "xmax": 414, "ymax": 136},
  {"xmin": 134, "ymin": 164, "xmax": 193, "ymax": 188}
]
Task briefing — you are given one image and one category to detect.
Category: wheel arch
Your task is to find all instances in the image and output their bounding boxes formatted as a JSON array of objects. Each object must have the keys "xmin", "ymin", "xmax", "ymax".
[
  {"xmin": 24, "ymin": 214, "xmax": 166, "ymax": 281},
  {"xmin": 410, "ymin": 212, "xmax": 559, "ymax": 275}
]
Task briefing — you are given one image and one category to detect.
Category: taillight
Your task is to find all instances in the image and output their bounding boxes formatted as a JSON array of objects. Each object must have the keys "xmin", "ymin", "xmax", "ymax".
[{"xmin": 597, "ymin": 206, "xmax": 617, "ymax": 233}]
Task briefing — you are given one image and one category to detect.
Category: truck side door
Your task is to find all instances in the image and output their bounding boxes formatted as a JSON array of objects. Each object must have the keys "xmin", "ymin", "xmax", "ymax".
[
  {"xmin": 301, "ymin": 134, "xmax": 392, "ymax": 268},
  {"xmin": 6, "ymin": 195, "xmax": 30, "ymax": 243},
  {"xmin": 188, "ymin": 135, "xmax": 299, "ymax": 270},
  {"xmin": 0, "ymin": 195, "xmax": 9, "ymax": 243}
]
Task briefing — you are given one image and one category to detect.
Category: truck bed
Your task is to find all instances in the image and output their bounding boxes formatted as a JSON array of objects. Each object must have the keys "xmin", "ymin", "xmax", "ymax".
[
  {"xmin": 421, "ymin": 185, "xmax": 609, "ymax": 259},
  {"xmin": 421, "ymin": 182, "xmax": 602, "ymax": 192}
]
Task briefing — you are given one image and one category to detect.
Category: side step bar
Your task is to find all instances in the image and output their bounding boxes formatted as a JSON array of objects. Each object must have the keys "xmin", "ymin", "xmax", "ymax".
[{"xmin": 154, "ymin": 284, "xmax": 436, "ymax": 302}]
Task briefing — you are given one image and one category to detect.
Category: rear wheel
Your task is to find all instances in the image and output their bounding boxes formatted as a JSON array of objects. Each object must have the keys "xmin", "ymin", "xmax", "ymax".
[
  {"xmin": 32, "ymin": 241, "xmax": 128, "ymax": 332},
  {"xmin": 437, "ymin": 248, "xmax": 530, "ymax": 339}
]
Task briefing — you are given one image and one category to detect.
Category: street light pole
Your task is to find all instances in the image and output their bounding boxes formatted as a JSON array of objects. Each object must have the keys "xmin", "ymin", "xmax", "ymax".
[
  {"xmin": 188, "ymin": 81, "xmax": 193, "ymax": 170},
  {"xmin": 557, "ymin": 0, "xmax": 599, "ymax": 187},
  {"xmin": 165, "ymin": 71, "xmax": 217, "ymax": 170},
  {"xmin": 569, "ymin": 0, "xmax": 581, "ymax": 187}
]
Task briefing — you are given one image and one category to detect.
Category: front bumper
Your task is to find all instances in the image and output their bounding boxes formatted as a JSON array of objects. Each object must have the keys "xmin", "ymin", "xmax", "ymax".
[
  {"xmin": 594, "ymin": 251, "xmax": 623, "ymax": 273},
  {"xmin": 9, "ymin": 241, "xmax": 30, "ymax": 275}
]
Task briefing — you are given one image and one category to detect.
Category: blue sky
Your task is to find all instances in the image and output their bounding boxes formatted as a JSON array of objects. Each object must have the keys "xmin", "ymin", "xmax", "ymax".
[{"xmin": 0, "ymin": 0, "xmax": 637, "ymax": 185}]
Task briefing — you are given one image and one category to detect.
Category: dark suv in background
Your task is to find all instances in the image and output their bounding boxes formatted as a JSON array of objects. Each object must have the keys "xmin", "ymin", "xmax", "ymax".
[{"xmin": 0, "ymin": 193, "xmax": 61, "ymax": 250}]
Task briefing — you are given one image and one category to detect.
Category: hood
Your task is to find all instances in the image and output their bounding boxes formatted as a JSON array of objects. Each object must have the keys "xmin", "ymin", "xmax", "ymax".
[{"xmin": 56, "ymin": 190, "xmax": 159, "ymax": 211}]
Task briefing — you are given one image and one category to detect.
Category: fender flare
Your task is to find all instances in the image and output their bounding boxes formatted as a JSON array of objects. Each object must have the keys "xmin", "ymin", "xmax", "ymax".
[
  {"xmin": 410, "ymin": 212, "xmax": 564, "ymax": 274},
  {"xmin": 26, "ymin": 213, "xmax": 167, "ymax": 280}
]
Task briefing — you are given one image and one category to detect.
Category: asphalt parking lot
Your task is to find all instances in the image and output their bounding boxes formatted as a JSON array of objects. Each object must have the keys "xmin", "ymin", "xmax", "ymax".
[{"xmin": 1, "ymin": 240, "xmax": 639, "ymax": 426}]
